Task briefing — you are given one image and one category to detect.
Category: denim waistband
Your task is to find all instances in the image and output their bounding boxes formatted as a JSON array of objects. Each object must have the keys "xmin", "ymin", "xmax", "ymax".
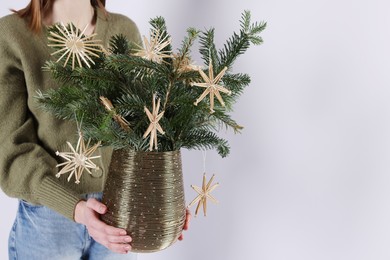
[{"xmin": 81, "ymin": 192, "xmax": 103, "ymax": 201}]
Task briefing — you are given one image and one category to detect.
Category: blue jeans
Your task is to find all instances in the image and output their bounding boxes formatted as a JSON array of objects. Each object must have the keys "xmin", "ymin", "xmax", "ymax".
[{"xmin": 8, "ymin": 193, "xmax": 137, "ymax": 260}]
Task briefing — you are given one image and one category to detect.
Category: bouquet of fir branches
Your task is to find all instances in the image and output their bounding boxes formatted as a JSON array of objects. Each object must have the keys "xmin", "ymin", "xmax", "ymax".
[{"xmin": 37, "ymin": 11, "xmax": 266, "ymax": 158}]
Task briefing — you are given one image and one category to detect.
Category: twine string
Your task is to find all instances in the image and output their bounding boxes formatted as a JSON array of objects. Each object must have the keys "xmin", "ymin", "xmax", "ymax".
[{"xmin": 202, "ymin": 150, "xmax": 207, "ymax": 173}]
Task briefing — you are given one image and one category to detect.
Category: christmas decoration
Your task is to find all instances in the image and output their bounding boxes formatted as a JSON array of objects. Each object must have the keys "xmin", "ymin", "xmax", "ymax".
[
  {"xmin": 133, "ymin": 28, "xmax": 172, "ymax": 63},
  {"xmin": 172, "ymin": 53, "xmax": 201, "ymax": 74},
  {"xmin": 48, "ymin": 23, "xmax": 103, "ymax": 70},
  {"xmin": 191, "ymin": 60, "xmax": 230, "ymax": 113},
  {"xmin": 143, "ymin": 94, "xmax": 165, "ymax": 151},
  {"xmin": 189, "ymin": 173, "xmax": 219, "ymax": 217},
  {"xmin": 55, "ymin": 131, "xmax": 101, "ymax": 184},
  {"xmin": 100, "ymin": 96, "xmax": 131, "ymax": 131}
]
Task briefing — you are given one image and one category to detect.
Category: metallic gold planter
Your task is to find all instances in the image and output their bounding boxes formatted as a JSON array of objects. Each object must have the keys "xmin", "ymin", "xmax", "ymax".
[{"xmin": 101, "ymin": 149, "xmax": 186, "ymax": 253}]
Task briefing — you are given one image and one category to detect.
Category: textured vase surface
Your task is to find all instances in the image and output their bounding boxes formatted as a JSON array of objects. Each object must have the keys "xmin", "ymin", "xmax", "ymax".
[{"xmin": 101, "ymin": 149, "xmax": 186, "ymax": 253}]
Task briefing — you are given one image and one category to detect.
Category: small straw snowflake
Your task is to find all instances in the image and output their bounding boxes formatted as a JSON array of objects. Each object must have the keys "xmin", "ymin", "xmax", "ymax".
[
  {"xmin": 188, "ymin": 173, "xmax": 219, "ymax": 217},
  {"xmin": 133, "ymin": 28, "xmax": 172, "ymax": 63},
  {"xmin": 55, "ymin": 131, "xmax": 101, "ymax": 184},
  {"xmin": 143, "ymin": 94, "xmax": 165, "ymax": 151},
  {"xmin": 48, "ymin": 23, "xmax": 103, "ymax": 70},
  {"xmin": 191, "ymin": 60, "xmax": 231, "ymax": 113}
]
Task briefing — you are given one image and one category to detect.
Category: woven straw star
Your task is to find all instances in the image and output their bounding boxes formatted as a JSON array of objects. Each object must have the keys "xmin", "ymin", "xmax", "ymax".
[
  {"xmin": 55, "ymin": 131, "xmax": 101, "ymax": 184},
  {"xmin": 100, "ymin": 96, "xmax": 131, "ymax": 131},
  {"xmin": 189, "ymin": 173, "xmax": 219, "ymax": 217},
  {"xmin": 48, "ymin": 23, "xmax": 103, "ymax": 70},
  {"xmin": 191, "ymin": 60, "xmax": 231, "ymax": 113},
  {"xmin": 173, "ymin": 54, "xmax": 202, "ymax": 74},
  {"xmin": 133, "ymin": 28, "xmax": 172, "ymax": 63},
  {"xmin": 143, "ymin": 94, "xmax": 165, "ymax": 151}
]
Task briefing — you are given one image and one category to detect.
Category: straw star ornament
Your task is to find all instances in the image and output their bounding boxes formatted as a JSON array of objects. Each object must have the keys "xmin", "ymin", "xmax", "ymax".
[
  {"xmin": 55, "ymin": 131, "xmax": 101, "ymax": 184},
  {"xmin": 100, "ymin": 96, "xmax": 131, "ymax": 131},
  {"xmin": 134, "ymin": 28, "xmax": 172, "ymax": 63},
  {"xmin": 143, "ymin": 94, "xmax": 165, "ymax": 151},
  {"xmin": 189, "ymin": 173, "xmax": 219, "ymax": 217},
  {"xmin": 48, "ymin": 23, "xmax": 103, "ymax": 70},
  {"xmin": 191, "ymin": 61, "xmax": 231, "ymax": 113},
  {"xmin": 173, "ymin": 54, "xmax": 202, "ymax": 74}
]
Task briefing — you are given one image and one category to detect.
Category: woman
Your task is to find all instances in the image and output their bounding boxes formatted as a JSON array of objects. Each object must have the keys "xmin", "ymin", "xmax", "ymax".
[{"xmin": 0, "ymin": 0, "xmax": 189, "ymax": 259}]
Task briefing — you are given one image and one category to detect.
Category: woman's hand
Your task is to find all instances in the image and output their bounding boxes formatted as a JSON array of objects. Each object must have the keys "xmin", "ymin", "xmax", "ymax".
[
  {"xmin": 178, "ymin": 208, "xmax": 191, "ymax": 241},
  {"xmin": 74, "ymin": 198, "xmax": 132, "ymax": 254}
]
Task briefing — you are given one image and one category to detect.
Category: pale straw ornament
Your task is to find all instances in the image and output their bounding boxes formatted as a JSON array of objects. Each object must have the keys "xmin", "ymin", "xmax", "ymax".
[
  {"xmin": 100, "ymin": 96, "xmax": 131, "ymax": 131},
  {"xmin": 55, "ymin": 131, "xmax": 101, "ymax": 184},
  {"xmin": 143, "ymin": 94, "xmax": 165, "ymax": 151},
  {"xmin": 48, "ymin": 23, "xmax": 103, "ymax": 70},
  {"xmin": 191, "ymin": 59, "xmax": 231, "ymax": 113},
  {"xmin": 189, "ymin": 173, "xmax": 219, "ymax": 217},
  {"xmin": 133, "ymin": 28, "xmax": 172, "ymax": 64}
]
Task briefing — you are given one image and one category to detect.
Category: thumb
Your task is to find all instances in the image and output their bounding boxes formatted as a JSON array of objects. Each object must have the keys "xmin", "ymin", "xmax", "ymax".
[{"xmin": 86, "ymin": 198, "xmax": 107, "ymax": 214}]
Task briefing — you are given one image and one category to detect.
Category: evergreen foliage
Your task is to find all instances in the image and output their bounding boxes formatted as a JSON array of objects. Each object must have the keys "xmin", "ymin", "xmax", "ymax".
[{"xmin": 37, "ymin": 11, "xmax": 266, "ymax": 157}]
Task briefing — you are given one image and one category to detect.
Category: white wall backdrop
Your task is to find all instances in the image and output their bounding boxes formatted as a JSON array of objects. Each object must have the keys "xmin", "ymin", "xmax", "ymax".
[{"xmin": 2, "ymin": 0, "xmax": 390, "ymax": 259}]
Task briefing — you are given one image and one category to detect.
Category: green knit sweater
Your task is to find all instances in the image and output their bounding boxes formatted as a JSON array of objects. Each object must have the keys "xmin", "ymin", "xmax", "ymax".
[{"xmin": 0, "ymin": 8, "xmax": 141, "ymax": 220}]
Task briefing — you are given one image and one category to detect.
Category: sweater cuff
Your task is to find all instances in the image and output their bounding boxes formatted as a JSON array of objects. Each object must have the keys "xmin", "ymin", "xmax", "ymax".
[{"xmin": 36, "ymin": 177, "xmax": 81, "ymax": 221}]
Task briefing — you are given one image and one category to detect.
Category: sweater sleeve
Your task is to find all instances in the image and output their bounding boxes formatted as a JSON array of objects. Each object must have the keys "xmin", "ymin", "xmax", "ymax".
[{"xmin": 0, "ymin": 21, "xmax": 81, "ymax": 220}]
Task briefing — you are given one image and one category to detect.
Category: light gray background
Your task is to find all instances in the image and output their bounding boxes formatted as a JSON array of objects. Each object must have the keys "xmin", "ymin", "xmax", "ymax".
[{"xmin": 1, "ymin": 0, "xmax": 390, "ymax": 259}]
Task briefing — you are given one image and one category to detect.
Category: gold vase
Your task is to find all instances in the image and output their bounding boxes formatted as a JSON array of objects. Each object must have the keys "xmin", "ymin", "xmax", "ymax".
[{"xmin": 101, "ymin": 149, "xmax": 186, "ymax": 253}]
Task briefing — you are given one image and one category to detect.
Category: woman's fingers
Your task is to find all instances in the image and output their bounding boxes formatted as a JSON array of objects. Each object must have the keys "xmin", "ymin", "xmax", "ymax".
[
  {"xmin": 178, "ymin": 208, "xmax": 191, "ymax": 241},
  {"xmin": 107, "ymin": 234, "xmax": 132, "ymax": 243},
  {"xmin": 86, "ymin": 198, "xmax": 107, "ymax": 214},
  {"xmin": 103, "ymin": 225, "xmax": 127, "ymax": 236},
  {"xmin": 183, "ymin": 208, "xmax": 191, "ymax": 230},
  {"xmin": 77, "ymin": 198, "xmax": 132, "ymax": 253},
  {"xmin": 106, "ymin": 242, "xmax": 132, "ymax": 254}
]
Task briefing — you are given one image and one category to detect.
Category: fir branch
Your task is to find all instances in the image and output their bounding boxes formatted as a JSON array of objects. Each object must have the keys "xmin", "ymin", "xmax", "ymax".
[
  {"xmin": 175, "ymin": 70, "xmax": 201, "ymax": 83},
  {"xmin": 180, "ymin": 129, "xmax": 230, "ymax": 157},
  {"xmin": 222, "ymin": 72, "xmax": 251, "ymax": 102},
  {"xmin": 36, "ymin": 86, "xmax": 86, "ymax": 120},
  {"xmin": 115, "ymin": 93, "xmax": 148, "ymax": 127},
  {"xmin": 149, "ymin": 16, "xmax": 173, "ymax": 66},
  {"xmin": 109, "ymin": 34, "xmax": 131, "ymax": 54},
  {"xmin": 43, "ymin": 61, "xmax": 75, "ymax": 84},
  {"xmin": 149, "ymin": 16, "xmax": 169, "ymax": 39},
  {"xmin": 73, "ymin": 68, "xmax": 122, "ymax": 93},
  {"xmin": 219, "ymin": 11, "xmax": 267, "ymax": 68},
  {"xmin": 218, "ymin": 31, "xmax": 250, "ymax": 69},
  {"xmin": 240, "ymin": 10, "xmax": 252, "ymax": 33},
  {"xmin": 174, "ymin": 28, "xmax": 199, "ymax": 74},
  {"xmin": 199, "ymin": 29, "xmax": 220, "ymax": 69},
  {"xmin": 106, "ymin": 54, "xmax": 171, "ymax": 76},
  {"xmin": 180, "ymin": 28, "xmax": 199, "ymax": 56},
  {"xmin": 208, "ymin": 111, "xmax": 244, "ymax": 134},
  {"xmin": 241, "ymin": 10, "xmax": 267, "ymax": 45}
]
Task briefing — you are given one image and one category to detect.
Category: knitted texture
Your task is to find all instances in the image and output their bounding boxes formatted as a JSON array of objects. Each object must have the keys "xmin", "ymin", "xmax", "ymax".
[{"xmin": 0, "ymin": 8, "xmax": 141, "ymax": 220}]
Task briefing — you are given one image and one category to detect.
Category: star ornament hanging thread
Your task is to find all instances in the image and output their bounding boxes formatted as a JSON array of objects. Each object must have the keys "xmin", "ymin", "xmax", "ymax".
[
  {"xmin": 133, "ymin": 28, "xmax": 172, "ymax": 63},
  {"xmin": 48, "ymin": 23, "xmax": 103, "ymax": 70},
  {"xmin": 55, "ymin": 131, "xmax": 101, "ymax": 184},
  {"xmin": 143, "ymin": 94, "xmax": 165, "ymax": 151},
  {"xmin": 189, "ymin": 173, "xmax": 219, "ymax": 217},
  {"xmin": 191, "ymin": 60, "xmax": 231, "ymax": 113}
]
